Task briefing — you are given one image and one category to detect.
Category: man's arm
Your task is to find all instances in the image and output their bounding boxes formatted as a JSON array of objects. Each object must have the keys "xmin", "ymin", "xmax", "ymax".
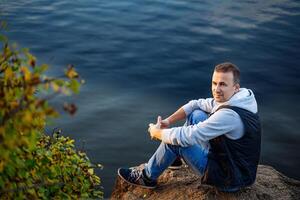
[
  {"xmin": 182, "ymin": 98, "xmax": 215, "ymax": 116},
  {"xmin": 148, "ymin": 107, "xmax": 186, "ymax": 141},
  {"xmin": 164, "ymin": 107, "xmax": 186, "ymax": 126},
  {"xmin": 149, "ymin": 98, "xmax": 215, "ymax": 141},
  {"xmin": 162, "ymin": 98, "xmax": 215, "ymax": 128},
  {"xmin": 149, "ymin": 108, "xmax": 244, "ymax": 146}
]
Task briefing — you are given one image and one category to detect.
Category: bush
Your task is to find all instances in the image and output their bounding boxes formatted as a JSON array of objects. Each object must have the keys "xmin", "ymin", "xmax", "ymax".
[{"xmin": 0, "ymin": 33, "xmax": 103, "ymax": 199}]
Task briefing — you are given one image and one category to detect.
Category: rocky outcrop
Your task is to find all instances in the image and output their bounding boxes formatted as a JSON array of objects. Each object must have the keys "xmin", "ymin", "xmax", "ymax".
[{"xmin": 111, "ymin": 165, "xmax": 300, "ymax": 200}]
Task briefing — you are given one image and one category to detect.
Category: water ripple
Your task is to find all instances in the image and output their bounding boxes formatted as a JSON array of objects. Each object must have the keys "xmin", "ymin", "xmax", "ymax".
[{"xmin": 2, "ymin": 0, "xmax": 300, "ymax": 197}]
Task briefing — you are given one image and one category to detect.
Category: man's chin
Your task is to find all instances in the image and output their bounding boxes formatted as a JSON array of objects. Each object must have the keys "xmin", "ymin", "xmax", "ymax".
[{"xmin": 214, "ymin": 97, "xmax": 225, "ymax": 103}]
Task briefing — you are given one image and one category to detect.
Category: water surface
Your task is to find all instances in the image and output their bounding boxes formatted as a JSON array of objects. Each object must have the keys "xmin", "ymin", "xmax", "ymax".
[{"xmin": 1, "ymin": 0, "xmax": 300, "ymax": 197}]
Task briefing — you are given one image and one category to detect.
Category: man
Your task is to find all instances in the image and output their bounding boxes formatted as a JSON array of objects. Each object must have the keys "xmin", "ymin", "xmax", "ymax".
[{"xmin": 118, "ymin": 62, "xmax": 261, "ymax": 192}]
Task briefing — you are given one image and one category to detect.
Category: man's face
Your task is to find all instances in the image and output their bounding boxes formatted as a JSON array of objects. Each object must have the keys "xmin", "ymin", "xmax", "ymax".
[{"xmin": 211, "ymin": 71, "xmax": 240, "ymax": 103}]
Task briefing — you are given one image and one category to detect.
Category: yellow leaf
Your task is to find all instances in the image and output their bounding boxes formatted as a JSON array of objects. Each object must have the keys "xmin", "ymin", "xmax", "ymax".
[
  {"xmin": 10, "ymin": 101, "xmax": 19, "ymax": 109},
  {"xmin": 88, "ymin": 168, "xmax": 94, "ymax": 174},
  {"xmin": 24, "ymin": 111, "xmax": 32, "ymax": 123},
  {"xmin": 65, "ymin": 66, "xmax": 78, "ymax": 79},
  {"xmin": 0, "ymin": 160, "xmax": 4, "ymax": 172},
  {"xmin": 21, "ymin": 66, "xmax": 31, "ymax": 82},
  {"xmin": 51, "ymin": 82, "xmax": 60, "ymax": 92},
  {"xmin": 44, "ymin": 82, "xmax": 49, "ymax": 90},
  {"xmin": 4, "ymin": 66, "xmax": 13, "ymax": 79},
  {"xmin": 0, "ymin": 127, "xmax": 4, "ymax": 136},
  {"xmin": 28, "ymin": 55, "xmax": 36, "ymax": 67}
]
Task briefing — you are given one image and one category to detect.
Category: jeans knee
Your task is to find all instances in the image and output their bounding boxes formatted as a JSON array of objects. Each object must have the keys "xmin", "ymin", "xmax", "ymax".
[
  {"xmin": 165, "ymin": 143, "xmax": 179, "ymax": 155},
  {"xmin": 188, "ymin": 109, "xmax": 208, "ymax": 125}
]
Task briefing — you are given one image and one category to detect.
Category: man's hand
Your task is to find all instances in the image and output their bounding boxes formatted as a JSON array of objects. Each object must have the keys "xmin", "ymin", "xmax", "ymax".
[
  {"xmin": 159, "ymin": 116, "xmax": 170, "ymax": 129},
  {"xmin": 148, "ymin": 116, "xmax": 163, "ymax": 140}
]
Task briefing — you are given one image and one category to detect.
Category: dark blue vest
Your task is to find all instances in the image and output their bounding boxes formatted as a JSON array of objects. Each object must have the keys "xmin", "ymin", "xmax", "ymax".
[{"xmin": 202, "ymin": 106, "xmax": 261, "ymax": 191}]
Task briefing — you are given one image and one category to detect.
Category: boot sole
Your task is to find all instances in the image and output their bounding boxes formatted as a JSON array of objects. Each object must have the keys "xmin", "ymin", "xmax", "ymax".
[{"xmin": 168, "ymin": 165, "xmax": 183, "ymax": 170}]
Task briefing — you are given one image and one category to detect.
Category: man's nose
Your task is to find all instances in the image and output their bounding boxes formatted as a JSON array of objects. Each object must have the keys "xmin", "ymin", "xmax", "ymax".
[{"xmin": 215, "ymin": 84, "xmax": 221, "ymax": 92}]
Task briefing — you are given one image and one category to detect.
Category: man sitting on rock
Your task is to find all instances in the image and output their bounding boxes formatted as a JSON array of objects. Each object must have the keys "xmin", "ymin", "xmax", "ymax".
[{"xmin": 118, "ymin": 62, "xmax": 261, "ymax": 192}]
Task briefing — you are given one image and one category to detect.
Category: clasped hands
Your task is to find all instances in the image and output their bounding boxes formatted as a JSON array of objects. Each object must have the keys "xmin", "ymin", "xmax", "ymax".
[{"xmin": 148, "ymin": 116, "xmax": 169, "ymax": 140}]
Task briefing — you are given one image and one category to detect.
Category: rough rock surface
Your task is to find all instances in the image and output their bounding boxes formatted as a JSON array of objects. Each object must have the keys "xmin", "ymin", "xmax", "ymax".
[{"xmin": 111, "ymin": 165, "xmax": 300, "ymax": 200}]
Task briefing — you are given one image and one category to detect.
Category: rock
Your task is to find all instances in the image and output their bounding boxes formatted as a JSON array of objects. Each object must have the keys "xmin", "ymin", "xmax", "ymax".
[{"xmin": 111, "ymin": 165, "xmax": 300, "ymax": 200}]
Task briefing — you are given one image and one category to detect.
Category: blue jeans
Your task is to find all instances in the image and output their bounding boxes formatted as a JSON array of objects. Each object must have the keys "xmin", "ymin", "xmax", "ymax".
[{"xmin": 145, "ymin": 109, "xmax": 209, "ymax": 180}]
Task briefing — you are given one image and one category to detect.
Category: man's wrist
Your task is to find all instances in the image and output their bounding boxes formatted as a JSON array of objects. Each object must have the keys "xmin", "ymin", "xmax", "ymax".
[
  {"xmin": 165, "ymin": 118, "xmax": 171, "ymax": 125},
  {"xmin": 161, "ymin": 129, "xmax": 172, "ymax": 144}
]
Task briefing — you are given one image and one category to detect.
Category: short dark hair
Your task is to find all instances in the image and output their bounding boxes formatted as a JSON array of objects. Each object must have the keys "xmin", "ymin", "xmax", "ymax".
[{"xmin": 214, "ymin": 62, "xmax": 240, "ymax": 84}]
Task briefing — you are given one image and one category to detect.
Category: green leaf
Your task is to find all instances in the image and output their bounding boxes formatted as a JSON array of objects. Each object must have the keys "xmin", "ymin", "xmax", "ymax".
[
  {"xmin": 34, "ymin": 64, "xmax": 48, "ymax": 74},
  {"xmin": 25, "ymin": 159, "xmax": 36, "ymax": 169},
  {"xmin": 0, "ymin": 178, "xmax": 4, "ymax": 189},
  {"xmin": 69, "ymin": 79, "xmax": 80, "ymax": 94},
  {"xmin": 0, "ymin": 35, "xmax": 8, "ymax": 42},
  {"xmin": 6, "ymin": 165, "xmax": 16, "ymax": 177}
]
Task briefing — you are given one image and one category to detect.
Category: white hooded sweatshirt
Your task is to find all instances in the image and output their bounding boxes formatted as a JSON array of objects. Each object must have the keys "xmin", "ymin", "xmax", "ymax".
[{"xmin": 161, "ymin": 88, "xmax": 258, "ymax": 148}]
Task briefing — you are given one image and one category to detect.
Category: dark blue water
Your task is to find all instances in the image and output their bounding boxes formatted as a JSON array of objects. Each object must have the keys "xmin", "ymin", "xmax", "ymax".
[{"xmin": 1, "ymin": 0, "xmax": 300, "ymax": 197}]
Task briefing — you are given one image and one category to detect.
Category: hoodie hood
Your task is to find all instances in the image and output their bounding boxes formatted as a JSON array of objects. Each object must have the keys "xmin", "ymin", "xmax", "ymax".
[{"xmin": 212, "ymin": 88, "xmax": 258, "ymax": 113}]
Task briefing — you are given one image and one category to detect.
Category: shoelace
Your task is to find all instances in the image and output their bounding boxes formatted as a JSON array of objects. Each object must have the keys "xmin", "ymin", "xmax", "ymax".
[{"xmin": 129, "ymin": 168, "xmax": 142, "ymax": 182}]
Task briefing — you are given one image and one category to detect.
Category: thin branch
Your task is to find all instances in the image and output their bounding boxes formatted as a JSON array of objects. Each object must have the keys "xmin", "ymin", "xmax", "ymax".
[{"xmin": 0, "ymin": 91, "xmax": 59, "ymax": 126}]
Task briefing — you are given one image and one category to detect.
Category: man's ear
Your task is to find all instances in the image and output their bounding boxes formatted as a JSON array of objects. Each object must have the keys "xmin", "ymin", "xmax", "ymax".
[{"xmin": 234, "ymin": 83, "xmax": 240, "ymax": 93}]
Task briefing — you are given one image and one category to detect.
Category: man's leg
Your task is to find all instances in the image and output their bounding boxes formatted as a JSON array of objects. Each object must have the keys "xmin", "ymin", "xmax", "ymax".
[
  {"xmin": 145, "ymin": 109, "xmax": 209, "ymax": 180},
  {"xmin": 145, "ymin": 142, "xmax": 208, "ymax": 180},
  {"xmin": 169, "ymin": 109, "xmax": 209, "ymax": 169},
  {"xmin": 186, "ymin": 109, "xmax": 208, "ymax": 126},
  {"xmin": 118, "ymin": 109, "xmax": 209, "ymax": 188}
]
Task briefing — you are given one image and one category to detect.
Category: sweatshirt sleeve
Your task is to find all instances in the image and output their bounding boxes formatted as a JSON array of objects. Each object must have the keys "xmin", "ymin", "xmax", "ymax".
[
  {"xmin": 182, "ymin": 98, "xmax": 215, "ymax": 116},
  {"xmin": 161, "ymin": 108, "xmax": 244, "ymax": 147}
]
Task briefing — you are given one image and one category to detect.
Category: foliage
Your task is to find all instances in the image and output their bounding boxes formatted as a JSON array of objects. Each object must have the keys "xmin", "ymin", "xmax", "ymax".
[{"xmin": 0, "ymin": 33, "xmax": 103, "ymax": 199}]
